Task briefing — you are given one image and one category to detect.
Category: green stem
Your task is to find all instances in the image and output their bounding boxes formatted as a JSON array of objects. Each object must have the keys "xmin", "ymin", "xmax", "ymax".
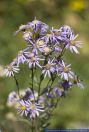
[
  {"xmin": 38, "ymin": 79, "xmax": 41, "ymax": 97},
  {"xmin": 49, "ymin": 98, "xmax": 59, "ymax": 119},
  {"xmin": 46, "ymin": 78, "xmax": 51, "ymax": 88},
  {"xmin": 57, "ymin": 45, "xmax": 66, "ymax": 59},
  {"xmin": 32, "ymin": 120, "xmax": 34, "ymax": 132},
  {"xmin": 38, "ymin": 74, "xmax": 44, "ymax": 98},
  {"xmin": 61, "ymin": 45, "xmax": 66, "ymax": 56},
  {"xmin": 13, "ymin": 75, "xmax": 20, "ymax": 97},
  {"xmin": 31, "ymin": 66, "xmax": 35, "ymax": 101},
  {"xmin": 32, "ymin": 66, "xmax": 34, "ymax": 90},
  {"xmin": 35, "ymin": 118, "xmax": 38, "ymax": 132}
]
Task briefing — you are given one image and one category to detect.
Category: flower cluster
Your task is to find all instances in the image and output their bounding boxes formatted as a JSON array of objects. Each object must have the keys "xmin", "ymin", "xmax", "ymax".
[{"xmin": 4, "ymin": 19, "xmax": 84, "ymax": 130}]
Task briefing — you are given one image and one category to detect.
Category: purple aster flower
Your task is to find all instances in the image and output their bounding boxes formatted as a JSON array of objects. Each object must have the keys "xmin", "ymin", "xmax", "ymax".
[
  {"xmin": 4, "ymin": 63, "xmax": 19, "ymax": 77},
  {"xmin": 53, "ymin": 87, "xmax": 63, "ymax": 97},
  {"xmin": 42, "ymin": 59, "xmax": 56, "ymax": 78},
  {"xmin": 40, "ymin": 46, "xmax": 52, "ymax": 55},
  {"xmin": 61, "ymin": 80, "xmax": 72, "ymax": 91},
  {"xmin": 12, "ymin": 47, "xmax": 30, "ymax": 66},
  {"xmin": 66, "ymin": 33, "xmax": 83, "ymax": 54},
  {"xmin": 17, "ymin": 100, "xmax": 30, "ymax": 116},
  {"xmin": 51, "ymin": 28, "xmax": 63, "ymax": 42},
  {"xmin": 35, "ymin": 39, "xmax": 46, "ymax": 49},
  {"xmin": 73, "ymin": 75, "xmax": 84, "ymax": 89},
  {"xmin": 57, "ymin": 25, "xmax": 73, "ymax": 46},
  {"xmin": 24, "ymin": 88, "xmax": 38, "ymax": 101},
  {"xmin": 58, "ymin": 60, "xmax": 74, "ymax": 80},
  {"xmin": 24, "ymin": 51, "xmax": 44, "ymax": 68},
  {"xmin": 28, "ymin": 19, "xmax": 49, "ymax": 35},
  {"xmin": 41, "ymin": 31, "xmax": 59, "ymax": 45},
  {"xmin": 22, "ymin": 88, "xmax": 32, "ymax": 100},
  {"xmin": 7, "ymin": 91, "xmax": 19, "ymax": 106},
  {"xmin": 16, "ymin": 50, "xmax": 26, "ymax": 65},
  {"xmin": 46, "ymin": 87, "xmax": 63, "ymax": 98},
  {"xmin": 55, "ymin": 59, "xmax": 62, "ymax": 73},
  {"xmin": 30, "ymin": 39, "xmax": 46, "ymax": 54},
  {"xmin": 29, "ymin": 101, "xmax": 44, "ymax": 119},
  {"xmin": 23, "ymin": 31, "xmax": 33, "ymax": 43},
  {"xmin": 59, "ymin": 25, "xmax": 72, "ymax": 38}
]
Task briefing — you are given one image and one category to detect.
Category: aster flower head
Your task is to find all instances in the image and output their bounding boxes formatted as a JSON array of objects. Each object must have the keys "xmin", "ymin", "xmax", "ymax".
[
  {"xmin": 35, "ymin": 39, "xmax": 46, "ymax": 49},
  {"xmin": 24, "ymin": 88, "xmax": 38, "ymax": 101},
  {"xmin": 23, "ymin": 31, "xmax": 33, "ymax": 43},
  {"xmin": 32, "ymin": 39, "xmax": 46, "ymax": 54},
  {"xmin": 61, "ymin": 80, "xmax": 72, "ymax": 91},
  {"xmin": 53, "ymin": 87, "xmax": 63, "ymax": 97},
  {"xmin": 23, "ymin": 88, "xmax": 33, "ymax": 100},
  {"xmin": 28, "ymin": 18, "xmax": 49, "ymax": 36},
  {"xmin": 29, "ymin": 101, "xmax": 44, "ymax": 119},
  {"xmin": 58, "ymin": 60, "xmax": 74, "ymax": 81},
  {"xmin": 51, "ymin": 28, "xmax": 64, "ymax": 42},
  {"xmin": 7, "ymin": 91, "xmax": 19, "ymax": 107},
  {"xmin": 16, "ymin": 50, "xmax": 26, "ymax": 65},
  {"xmin": 4, "ymin": 63, "xmax": 19, "ymax": 77},
  {"xmin": 42, "ymin": 59, "xmax": 56, "ymax": 78},
  {"xmin": 24, "ymin": 50, "xmax": 44, "ymax": 68},
  {"xmin": 73, "ymin": 75, "xmax": 84, "ymax": 89},
  {"xmin": 66, "ymin": 33, "xmax": 83, "ymax": 54},
  {"xmin": 41, "ymin": 30, "xmax": 59, "ymax": 45},
  {"xmin": 40, "ymin": 46, "xmax": 52, "ymax": 55},
  {"xmin": 60, "ymin": 25, "xmax": 72, "ymax": 37},
  {"xmin": 52, "ymin": 28, "xmax": 61, "ymax": 36},
  {"xmin": 17, "ymin": 100, "xmax": 30, "ymax": 116}
]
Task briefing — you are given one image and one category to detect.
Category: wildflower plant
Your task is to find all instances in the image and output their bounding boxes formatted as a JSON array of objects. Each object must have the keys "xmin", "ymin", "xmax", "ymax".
[{"xmin": 4, "ymin": 18, "xmax": 84, "ymax": 132}]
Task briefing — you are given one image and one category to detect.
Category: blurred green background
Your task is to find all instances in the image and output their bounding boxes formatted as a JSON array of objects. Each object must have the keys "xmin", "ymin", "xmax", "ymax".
[{"xmin": 0, "ymin": 0, "xmax": 89, "ymax": 131}]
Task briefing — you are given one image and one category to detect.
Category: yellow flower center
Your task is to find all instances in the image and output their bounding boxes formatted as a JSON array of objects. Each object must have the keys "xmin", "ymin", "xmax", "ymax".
[
  {"xmin": 64, "ymin": 67, "xmax": 69, "ymax": 73},
  {"xmin": 44, "ymin": 47, "xmax": 51, "ymax": 54},
  {"xmin": 31, "ymin": 57, "xmax": 36, "ymax": 62},
  {"xmin": 70, "ymin": 40, "xmax": 75, "ymax": 45},
  {"xmin": 7, "ymin": 65, "xmax": 13, "ymax": 71},
  {"xmin": 45, "ymin": 64, "xmax": 51, "ymax": 70},
  {"xmin": 21, "ymin": 105, "xmax": 27, "ymax": 110},
  {"xmin": 36, "ymin": 40, "xmax": 44, "ymax": 48}
]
